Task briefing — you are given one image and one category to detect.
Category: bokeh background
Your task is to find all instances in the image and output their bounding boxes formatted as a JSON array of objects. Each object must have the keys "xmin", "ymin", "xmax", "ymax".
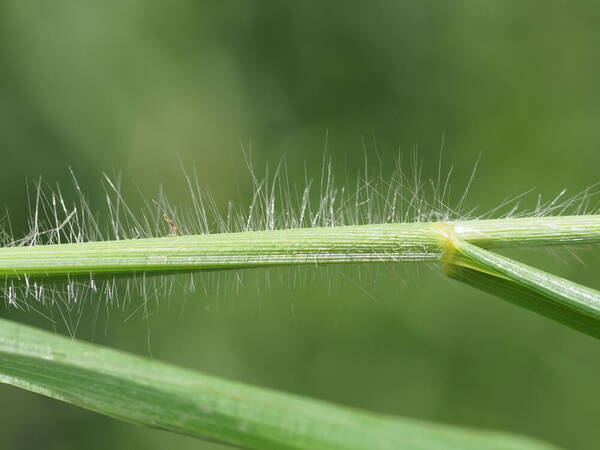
[{"xmin": 1, "ymin": 1, "xmax": 600, "ymax": 449}]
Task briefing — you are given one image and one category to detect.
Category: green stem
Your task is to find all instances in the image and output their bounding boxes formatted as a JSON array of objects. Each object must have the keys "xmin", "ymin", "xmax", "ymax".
[{"xmin": 1, "ymin": 216, "xmax": 599, "ymax": 280}]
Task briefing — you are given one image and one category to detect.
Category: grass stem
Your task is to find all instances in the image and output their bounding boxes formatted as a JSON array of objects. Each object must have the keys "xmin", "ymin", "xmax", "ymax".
[{"xmin": 1, "ymin": 215, "xmax": 599, "ymax": 280}]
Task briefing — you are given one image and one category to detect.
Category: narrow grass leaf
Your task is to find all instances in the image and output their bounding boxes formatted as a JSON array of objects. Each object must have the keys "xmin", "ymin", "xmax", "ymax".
[
  {"xmin": 444, "ymin": 240, "xmax": 600, "ymax": 339},
  {"xmin": 0, "ymin": 318, "xmax": 557, "ymax": 450}
]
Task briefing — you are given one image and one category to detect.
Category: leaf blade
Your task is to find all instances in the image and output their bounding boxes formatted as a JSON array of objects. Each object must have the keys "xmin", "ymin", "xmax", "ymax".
[
  {"xmin": 0, "ymin": 318, "xmax": 557, "ymax": 450},
  {"xmin": 445, "ymin": 240, "xmax": 600, "ymax": 339}
]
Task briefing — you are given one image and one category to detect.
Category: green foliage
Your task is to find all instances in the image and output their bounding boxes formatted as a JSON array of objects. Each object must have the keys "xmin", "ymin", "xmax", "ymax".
[
  {"xmin": 2, "ymin": 2, "xmax": 600, "ymax": 448},
  {"xmin": 445, "ymin": 240, "xmax": 600, "ymax": 339},
  {"xmin": 2, "ymin": 214, "xmax": 599, "ymax": 448},
  {"xmin": 0, "ymin": 317, "xmax": 557, "ymax": 450}
]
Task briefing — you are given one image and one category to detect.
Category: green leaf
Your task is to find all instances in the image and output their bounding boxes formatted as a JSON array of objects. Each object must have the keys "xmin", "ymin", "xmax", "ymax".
[
  {"xmin": 444, "ymin": 239, "xmax": 600, "ymax": 339},
  {"xmin": 0, "ymin": 318, "xmax": 557, "ymax": 450}
]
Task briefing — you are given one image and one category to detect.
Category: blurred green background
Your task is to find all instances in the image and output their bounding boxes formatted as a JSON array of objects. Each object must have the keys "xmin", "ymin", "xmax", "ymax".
[{"xmin": 1, "ymin": 1, "xmax": 599, "ymax": 449}]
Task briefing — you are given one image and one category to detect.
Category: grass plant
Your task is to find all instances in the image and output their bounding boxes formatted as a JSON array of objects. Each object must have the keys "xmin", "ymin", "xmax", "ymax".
[{"xmin": 1, "ymin": 163, "xmax": 598, "ymax": 449}]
